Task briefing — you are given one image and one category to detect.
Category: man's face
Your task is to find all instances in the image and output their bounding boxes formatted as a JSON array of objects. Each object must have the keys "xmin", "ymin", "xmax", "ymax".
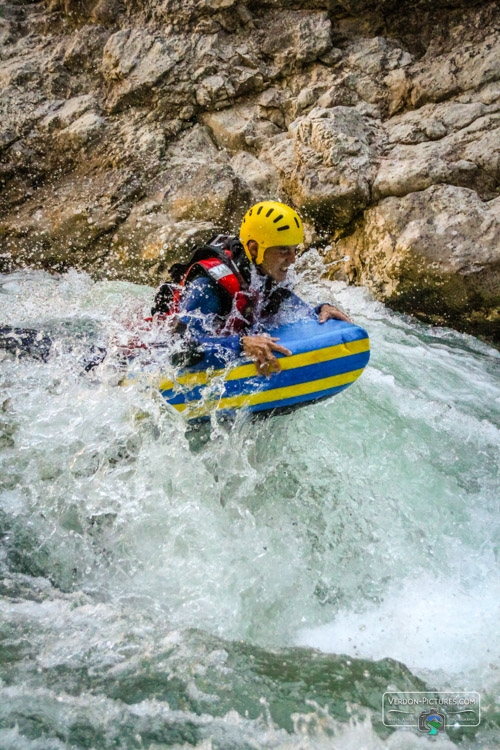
[{"xmin": 260, "ymin": 245, "xmax": 297, "ymax": 282}]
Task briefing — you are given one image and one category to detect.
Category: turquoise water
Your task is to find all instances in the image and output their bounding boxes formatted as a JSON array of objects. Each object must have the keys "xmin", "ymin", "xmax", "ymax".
[{"xmin": 0, "ymin": 268, "xmax": 499, "ymax": 749}]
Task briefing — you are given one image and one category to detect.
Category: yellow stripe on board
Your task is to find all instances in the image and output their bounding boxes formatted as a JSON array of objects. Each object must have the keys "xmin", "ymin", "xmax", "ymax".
[
  {"xmin": 158, "ymin": 337, "xmax": 369, "ymax": 392},
  {"xmin": 171, "ymin": 367, "xmax": 365, "ymax": 417}
]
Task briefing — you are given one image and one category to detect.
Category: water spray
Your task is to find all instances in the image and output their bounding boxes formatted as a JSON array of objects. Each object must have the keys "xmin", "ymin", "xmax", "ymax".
[{"xmin": 324, "ymin": 253, "xmax": 351, "ymax": 268}]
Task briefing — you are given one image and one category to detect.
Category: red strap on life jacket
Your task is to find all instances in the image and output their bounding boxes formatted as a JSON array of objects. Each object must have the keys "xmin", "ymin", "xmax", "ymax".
[
  {"xmin": 189, "ymin": 258, "xmax": 240, "ymax": 297},
  {"xmin": 169, "ymin": 287, "xmax": 182, "ymax": 315}
]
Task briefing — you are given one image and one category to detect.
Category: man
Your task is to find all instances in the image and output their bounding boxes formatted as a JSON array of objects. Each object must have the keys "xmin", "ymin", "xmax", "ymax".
[{"xmin": 173, "ymin": 200, "xmax": 351, "ymax": 376}]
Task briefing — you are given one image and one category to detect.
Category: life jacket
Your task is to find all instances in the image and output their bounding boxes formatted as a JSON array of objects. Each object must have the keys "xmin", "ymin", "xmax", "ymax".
[
  {"xmin": 151, "ymin": 235, "xmax": 292, "ymax": 334},
  {"xmin": 151, "ymin": 236, "xmax": 250, "ymax": 333}
]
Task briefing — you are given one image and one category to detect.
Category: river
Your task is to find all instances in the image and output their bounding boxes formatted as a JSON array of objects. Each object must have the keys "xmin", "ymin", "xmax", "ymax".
[{"xmin": 0, "ymin": 266, "xmax": 499, "ymax": 749}]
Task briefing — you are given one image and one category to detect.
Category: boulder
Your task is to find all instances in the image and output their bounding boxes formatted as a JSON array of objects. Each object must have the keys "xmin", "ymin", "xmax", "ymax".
[
  {"xmin": 409, "ymin": 33, "xmax": 500, "ymax": 109},
  {"xmin": 202, "ymin": 104, "xmax": 280, "ymax": 153},
  {"xmin": 40, "ymin": 95, "xmax": 99, "ymax": 132},
  {"xmin": 202, "ymin": 104, "xmax": 258, "ymax": 153},
  {"xmin": 0, "ymin": 170, "xmax": 135, "ymax": 274},
  {"xmin": 150, "ymin": 125, "xmax": 252, "ymax": 223},
  {"xmin": 265, "ymin": 106, "xmax": 381, "ymax": 227},
  {"xmin": 257, "ymin": 11, "xmax": 332, "ymax": 75},
  {"xmin": 374, "ymin": 94, "xmax": 500, "ymax": 201},
  {"xmin": 230, "ymin": 151, "xmax": 279, "ymax": 198},
  {"xmin": 102, "ymin": 29, "xmax": 188, "ymax": 112},
  {"xmin": 330, "ymin": 184, "xmax": 500, "ymax": 339},
  {"xmin": 0, "ymin": 57, "xmax": 41, "ymax": 88},
  {"xmin": 105, "ymin": 125, "xmax": 254, "ymax": 275},
  {"xmin": 344, "ymin": 36, "xmax": 413, "ymax": 110},
  {"xmin": 61, "ymin": 26, "xmax": 111, "ymax": 73},
  {"xmin": 109, "ymin": 203, "xmax": 221, "ymax": 281},
  {"xmin": 58, "ymin": 111, "xmax": 105, "ymax": 149}
]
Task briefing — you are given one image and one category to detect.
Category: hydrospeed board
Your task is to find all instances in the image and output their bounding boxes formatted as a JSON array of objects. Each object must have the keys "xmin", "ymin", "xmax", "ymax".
[{"xmin": 156, "ymin": 318, "xmax": 370, "ymax": 420}]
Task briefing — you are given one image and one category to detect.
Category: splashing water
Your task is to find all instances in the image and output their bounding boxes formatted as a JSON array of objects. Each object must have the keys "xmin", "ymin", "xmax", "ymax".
[{"xmin": 0, "ymin": 267, "xmax": 499, "ymax": 749}]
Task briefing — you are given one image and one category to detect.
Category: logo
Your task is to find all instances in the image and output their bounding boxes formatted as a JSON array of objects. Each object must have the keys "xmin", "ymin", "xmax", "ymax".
[
  {"xmin": 382, "ymin": 691, "xmax": 480, "ymax": 729},
  {"xmin": 419, "ymin": 710, "xmax": 445, "ymax": 735}
]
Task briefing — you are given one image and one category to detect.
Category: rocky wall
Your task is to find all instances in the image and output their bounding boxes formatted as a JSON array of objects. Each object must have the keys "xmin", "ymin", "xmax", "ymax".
[{"xmin": 0, "ymin": 0, "xmax": 498, "ymax": 341}]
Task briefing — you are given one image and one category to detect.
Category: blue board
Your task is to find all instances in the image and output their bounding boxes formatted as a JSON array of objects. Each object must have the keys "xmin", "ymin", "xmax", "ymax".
[{"xmin": 156, "ymin": 319, "xmax": 370, "ymax": 420}]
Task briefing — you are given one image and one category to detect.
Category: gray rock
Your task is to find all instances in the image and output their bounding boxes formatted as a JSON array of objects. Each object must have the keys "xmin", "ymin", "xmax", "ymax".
[
  {"xmin": 230, "ymin": 151, "xmax": 279, "ymax": 198},
  {"xmin": 102, "ymin": 29, "xmax": 188, "ymax": 113},
  {"xmin": 266, "ymin": 106, "xmax": 380, "ymax": 227},
  {"xmin": 202, "ymin": 104, "xmax": 280, "ymax": 153},
  {"xmin": 58, "ymin": 112, "xmax": 105, "ymax": 148},
  {"xmin": 410, "ymin": 33, "xmax": 500, "ymax": 108},
  {"xmin": 40, "ymin": 95, "xmax": 99, "ymax": 132},
  {"xmin": 330, "ymin": 185, "xmax": 500, "ymax": 338},
  {"xmin": 258, "ymin": 11, "xmax": 332, "ymax": 73},
  {"xmin": 375, "ymin": 108, "xmax": 500, "ymax": 201}
]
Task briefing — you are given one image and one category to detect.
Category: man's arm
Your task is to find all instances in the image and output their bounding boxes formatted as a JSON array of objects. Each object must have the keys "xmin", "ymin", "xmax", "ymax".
[
  {"xmin": 316, "ymin": 304, "xmax": 352, "ymax": 323},
  {"xmin": 180, "ymin": 277, "xmax": 292, "ymax": 374},
  {"xmin": 240, "ymin": 335, "xmax": 291, "ymax": 376},
  {"xmin": 285, "ymin": 291, "xmax": 353, "ymax": 324},
  {"xmin": 178, "ymin": 276, "xmax": 242, "ymax": 360},
  {"xmin": 180, "ymin": 277, "xmax": 224, "ymax": 327}
]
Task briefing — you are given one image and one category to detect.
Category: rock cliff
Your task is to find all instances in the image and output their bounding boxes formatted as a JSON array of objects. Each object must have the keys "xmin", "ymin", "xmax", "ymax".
[{"xmin": 0, "ymin": 0, "xmax": 499, "ymax": 341}]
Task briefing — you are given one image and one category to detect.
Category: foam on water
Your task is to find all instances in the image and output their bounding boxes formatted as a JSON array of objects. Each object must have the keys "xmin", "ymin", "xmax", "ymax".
[{"xmin": 296, "ymin": 573, "xmax": 500, "ymax": 682}]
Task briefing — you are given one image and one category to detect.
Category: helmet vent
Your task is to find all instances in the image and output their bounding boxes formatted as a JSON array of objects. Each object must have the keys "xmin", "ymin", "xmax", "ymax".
[
  {"xmin": 249, "ymin": 209, "xmax": 253, "ymax": 216},
  {"xmin": 277, "ymin": 224, "xmax": 290, "ymax": 232},
  {"xmin": 257, "ymin": 206, "xmax": 263, "ymax": 215},
  {"xmin": 266, "ymin": 208, "xmax": 274, "ymax": 217},
  {"xmin": 273, "ymin": 214, "xmax": 284, "ymax": 223},
  {"xmin": 294, "ymin": 217, "xmax": 300, "ymax": 228}
]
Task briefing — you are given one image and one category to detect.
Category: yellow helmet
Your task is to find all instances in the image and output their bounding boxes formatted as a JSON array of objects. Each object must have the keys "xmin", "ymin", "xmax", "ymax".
[{"xmin": 240, "ymin": 201, "xmax": 304, "ymax": 265}]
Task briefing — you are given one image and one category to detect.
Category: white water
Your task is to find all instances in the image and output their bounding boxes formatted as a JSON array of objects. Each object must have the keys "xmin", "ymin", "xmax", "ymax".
[{"xmin": 0, "ymin": 267, "xmax": 499, "ymax": 748}]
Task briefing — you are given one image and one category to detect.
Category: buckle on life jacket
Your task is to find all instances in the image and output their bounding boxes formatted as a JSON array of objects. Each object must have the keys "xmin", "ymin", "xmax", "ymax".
[{"xmin": 206, "ymin": 263, "xmax": 233, "ymax": 281}]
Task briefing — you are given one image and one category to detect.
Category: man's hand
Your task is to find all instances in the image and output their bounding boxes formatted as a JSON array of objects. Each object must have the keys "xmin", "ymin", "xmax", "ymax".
[
  {"xmin": 241, "ymin": 335, "xmax": 292, "ymax": 377},
  {"xmin": 318, "ymin": 304, "xmax": 352, "ymax": 324}
]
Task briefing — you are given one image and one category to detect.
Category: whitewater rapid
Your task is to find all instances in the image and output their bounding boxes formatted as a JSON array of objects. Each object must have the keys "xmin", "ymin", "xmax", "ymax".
[{"xmin": 0, "ymin": 267, "xmax": 499, "ymax": 749}]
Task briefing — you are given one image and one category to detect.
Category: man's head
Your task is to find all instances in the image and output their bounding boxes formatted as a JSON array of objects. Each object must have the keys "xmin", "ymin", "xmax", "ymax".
[
  {"xmin": 245, "ymin": 241, "xmax": 296, "ymax": 282},
  {"xmin": 240, "ymin": 201, "xmax": 304, "ymax": 282}
]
